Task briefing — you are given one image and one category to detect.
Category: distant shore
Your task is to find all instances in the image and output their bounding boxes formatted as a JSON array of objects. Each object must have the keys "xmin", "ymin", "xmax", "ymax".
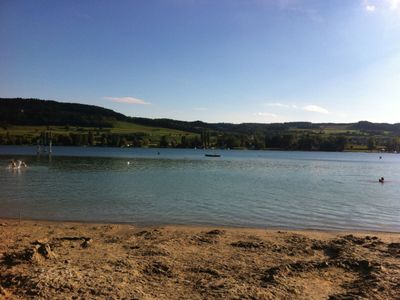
[
  {"xmin": 2, "ymin": 98, "xmax": 400, "ymax": 153},
  {"xmin": 1, "ymin": 218, "xmax": 399, "ymax": 299},
  {"xmin": 0, "ymin": 144, "xmax": 396, "ymax": 153}
]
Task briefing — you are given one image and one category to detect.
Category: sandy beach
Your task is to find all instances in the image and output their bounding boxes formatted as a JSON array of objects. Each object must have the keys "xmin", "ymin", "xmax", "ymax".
[{"xmin": 0, "ymin": 219, "xmax": 399, "ymax": 299}]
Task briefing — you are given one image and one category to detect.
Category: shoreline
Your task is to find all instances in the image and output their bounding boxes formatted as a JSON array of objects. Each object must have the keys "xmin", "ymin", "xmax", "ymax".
[
  {"xmin": 0, "ymin": 144, "xmax": 397, "ymax": 154},
  {"xmin": 2, "ymin": 217, "xmax": 400, "ymax": 235},
  {"xmin": 1, "ymin": 218, "xmax": 399, "ymax": 299}
]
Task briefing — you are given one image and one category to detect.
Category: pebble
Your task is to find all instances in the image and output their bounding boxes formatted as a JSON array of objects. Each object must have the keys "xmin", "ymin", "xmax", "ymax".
[
  {"xmin": 0, "ymin": 286, "xmax": 8, "ymax": 295},
  {"xmin": 81, "ymin": 238, "xmax": 92, "ymax": 248},
  {"xmin": 35, "ymin": 238, "xmax": 49, "ymax": 244}
]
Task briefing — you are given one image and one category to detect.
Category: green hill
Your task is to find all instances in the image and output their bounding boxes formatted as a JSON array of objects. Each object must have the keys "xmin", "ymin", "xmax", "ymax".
[
  {"xmin": 0, "ymin": 98, "xmax": 198, "ymax": 147},
  {"xmin": 0, "ymin": 98, "xmax": 128, "ymax": 127},
  {"xmin": 0, "ymin": 98, "xmax": 399, "ymax": 151}
]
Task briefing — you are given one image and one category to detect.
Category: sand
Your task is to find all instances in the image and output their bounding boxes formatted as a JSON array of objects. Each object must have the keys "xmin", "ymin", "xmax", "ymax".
[{"xmin": 0, "ymin": 219, "xmax": 399, "ymax": 299}]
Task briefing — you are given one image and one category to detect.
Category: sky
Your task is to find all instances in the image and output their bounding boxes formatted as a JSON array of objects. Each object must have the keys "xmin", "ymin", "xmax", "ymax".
[{"xmin": 0, "ymin": 0, "xmax": 400, "ymax": 124}]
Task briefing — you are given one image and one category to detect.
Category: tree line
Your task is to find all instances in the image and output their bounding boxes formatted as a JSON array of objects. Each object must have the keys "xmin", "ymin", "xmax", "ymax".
[
  {"xmin": 1, "ymin": 98, "xmax": 400, "ymax": 152},
  {"xmin": 2, "ymin": 130, "xmax": 400, "ymax": 152},
  {"xmin": 2, "ymin": 98, "xmax": 400, "ymax": 136}
]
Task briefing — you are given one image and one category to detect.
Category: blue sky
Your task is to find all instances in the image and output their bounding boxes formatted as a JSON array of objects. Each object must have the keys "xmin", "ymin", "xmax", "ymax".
[{"xmin": 1, "ymin": 0, "xmax": 399, "ymax": 123}]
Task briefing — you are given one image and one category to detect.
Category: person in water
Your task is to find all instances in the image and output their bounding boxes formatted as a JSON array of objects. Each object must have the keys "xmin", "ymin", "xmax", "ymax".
[
  {"xmin": 18, "ymin": 160, "xmax": 27, "ymax": 168},
  {"xmin": 8, "ymin": 160, "xmax": 16, "ymax": 169},
  {"xmin": 379, "ymin": 177, "xmax": 384, "ymax": 183},
  {"xmin": 8, "ymin": 160, "xmax": 27, "ymax": 169}
]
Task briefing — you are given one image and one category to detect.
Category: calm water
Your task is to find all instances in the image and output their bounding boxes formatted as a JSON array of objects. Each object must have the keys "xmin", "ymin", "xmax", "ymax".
[{"xmin": 0, "ymin": 146, "xmax": 399, "ymax": 231}]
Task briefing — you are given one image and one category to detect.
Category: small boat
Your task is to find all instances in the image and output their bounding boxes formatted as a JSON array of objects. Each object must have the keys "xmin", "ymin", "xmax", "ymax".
[{"xmin": 205, "ymin": 154, "xmax": 221, "ymax": 157}]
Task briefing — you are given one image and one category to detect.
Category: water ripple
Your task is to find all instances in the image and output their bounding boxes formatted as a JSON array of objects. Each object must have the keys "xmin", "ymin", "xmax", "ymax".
[{"xmin": 1, "ymin": 147, "xmax": 400, "ymax": 231}]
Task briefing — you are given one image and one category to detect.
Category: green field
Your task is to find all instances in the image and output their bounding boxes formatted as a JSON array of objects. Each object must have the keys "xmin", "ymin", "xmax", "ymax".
[
  {"xmin": 1, "ymin": 121, "xmax": 399, "ymax": 152},
  {"xmin": 0, "ymin": 121, "xmax": 199, "ymax": 147}
]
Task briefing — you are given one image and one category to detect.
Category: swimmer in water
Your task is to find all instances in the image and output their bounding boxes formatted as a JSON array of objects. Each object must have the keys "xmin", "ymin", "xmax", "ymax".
[
  {"xmin": 7, "ymin": 160, "xmax": 27, "ymax": 169},
  {"xmin": 8, "ymin": 160, "xmax": 16, "ymax": 169},
  {"xmin": 379, "ymin": 177, "xmax": 384, "ymax": 183}
]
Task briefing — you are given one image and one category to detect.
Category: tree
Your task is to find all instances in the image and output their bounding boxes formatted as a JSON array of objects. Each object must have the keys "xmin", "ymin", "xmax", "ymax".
[
  {"xmin": 1, "ymin": 121, "xmax": 8, "ymax": 130},
  {"xmin": 188, "ymin": 136, "xmax": 202, "ymax": 148},
  {"xmin": 6, "ymin": 132, "xmax": 16, "ymax": 145},
  {"xmin": 253, "ymin": 135, "xmax": 265, "ymax": 149},
  {"xmin": 201, "ymin": 129, "xmax": 211, "ymax": 148},
  {"xmin": 367, "ymin": 137, "xmax": 376, "ymax": 151},
  {"xmin": 180, "ymin": 135, "xmax": 188, "ymax": 148},
  {"xmin": 281, "ymin": 134, "xmax": 296, "ymax": 150},
  {"xmin": 81, "ymin": 134, "xmax": 88, "ymax": 146},
  {"xmin": 159, "ymin": 136, "xmax": 169, "ymax": 148},
  {"xmin": 58, "ymin": 134, "xmax": 73, "ymax": 146},
  {"xmin": 119, "ymin": 137, "xmax": 127, "ymax": 147},
  {"xmin": 225, "ymin": 135, "xmax": 241, "ymax": 149},
  {"xmin": 70, "ymin": 133, "xmax": 83, "ymax": 146},
  {"xmin": 385, "ymin": 137, "xmax": 400, "ymax": 152},
  {"xmin": 88, "ymin": 131, "xmax": 95, "ymax": 146},
  {"xmin": 320, "ymin": 136, "xmax": 347, "ymax": 152},
  {"xmin": 335, "ymin": 136, "xmax": 348, "ymax": 151}
]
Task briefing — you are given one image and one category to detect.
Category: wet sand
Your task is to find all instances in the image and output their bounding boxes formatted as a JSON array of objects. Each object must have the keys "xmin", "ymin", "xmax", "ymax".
[{"xmin": 0, "ymin": 219, "xmax": 399, "ymax": 299}]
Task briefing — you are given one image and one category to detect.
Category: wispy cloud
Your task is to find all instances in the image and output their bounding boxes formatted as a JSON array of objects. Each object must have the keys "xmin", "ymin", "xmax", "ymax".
[
  {"xmin": 254, "ymin": 112, "xmax": 280, "ymax": 118},
  {"xmin": 389, "ymin": 0, "xmax": 400, "ymax": 10},
  {"xmin": 365, "ymin": 4, "xmax": 376, "ymax": 12},
  {"xmin": 104, "ymin": 96, "xmax": 151, "ymax": 105},
  {"xmin": 265, "ymin": 101, "xmax": 329, "ymax": 114},
  {"xmin": 363, "ymin": 0, "xmax": 376, "ymax": 12},
  {"xmin": 363, "ymin": 0, "xmax": 400, "ymax": 12},
  {"xmin": 277, "ymin": 0, "xmax": 323, "ymax": 23},
  {"xmin": 302, "ymin": 105, "xmax": 329, "ymax": 114},
  {"xmin": 266, "ymin": 102, "xmax": 298, "ymax": 109}
]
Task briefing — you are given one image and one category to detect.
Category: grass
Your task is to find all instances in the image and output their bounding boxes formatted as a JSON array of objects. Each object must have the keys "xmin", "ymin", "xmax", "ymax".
[
  {"xmin": 289, "ymin": 127, "xmax": 364, "ymax": 135},
  {"xmin": 108, "ymin": 121, "xmax": 196, "ymax": 137},
  {"xmin": 0, "ymin": 121, "xmax": 198, "ymax": 143}
]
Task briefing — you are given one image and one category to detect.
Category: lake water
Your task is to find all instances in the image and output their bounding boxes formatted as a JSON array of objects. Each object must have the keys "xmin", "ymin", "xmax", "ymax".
[{"xmin": 0, "ymin": 146, "xmax": 399, "ymax": 231}]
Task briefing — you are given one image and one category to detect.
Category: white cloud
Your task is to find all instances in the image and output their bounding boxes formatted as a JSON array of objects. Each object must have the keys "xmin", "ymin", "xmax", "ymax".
[
  {"xmin": 363, "ymin": 0, "xmax": 399, "ymax": 12},
  {"xmin": 389, "ymin": 0, "xmax": 400, "ymax": 10},
  {"xmin": 265, "ymin": 102, "xmax": 328, "ymax": 114},
  {"xmin": 104, "ymin": 96, "xmax": 151, "ymax": 105},
  {"xmin": 365, "ymin": 4, "xmax": 376, "ymax": 12},
  {"xmin": 302, "ymin": 105, "xmax": 329, "ymax": 114}
]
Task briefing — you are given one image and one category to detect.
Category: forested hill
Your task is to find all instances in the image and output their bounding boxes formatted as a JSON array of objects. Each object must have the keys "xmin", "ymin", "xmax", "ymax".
[
  {"xmin": 0, "ymin": 98, "xmax": 129, "ymax": 127},
  {"xmin": 1, "ymin": 98, "xmax": 400, "ymax": 151},
  {"xmin": 131, "ymin": 118, "xmax": 400, "ymax": 136},
  {"xmin": 1, "ymin": 98, "xmax": 400, "ymax": 135}
]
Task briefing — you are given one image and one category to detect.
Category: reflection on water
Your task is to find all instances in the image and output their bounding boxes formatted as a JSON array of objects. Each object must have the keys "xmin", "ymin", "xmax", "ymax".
[{"xmin": 0, "ymin": 146, "xmax": 400, "ymax": 231}]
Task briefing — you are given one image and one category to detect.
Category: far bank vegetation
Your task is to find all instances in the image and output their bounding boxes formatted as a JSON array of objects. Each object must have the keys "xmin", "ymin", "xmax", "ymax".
[{"xmin": 1, "ymin": 98, "xmax": 400, "ymax": 152}]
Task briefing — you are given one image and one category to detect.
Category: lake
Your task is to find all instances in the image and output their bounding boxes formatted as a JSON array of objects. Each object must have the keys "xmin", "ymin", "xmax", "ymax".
[{"xmin": 0, "ymin": 146, "xmax": 399, "ymax": 231}]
